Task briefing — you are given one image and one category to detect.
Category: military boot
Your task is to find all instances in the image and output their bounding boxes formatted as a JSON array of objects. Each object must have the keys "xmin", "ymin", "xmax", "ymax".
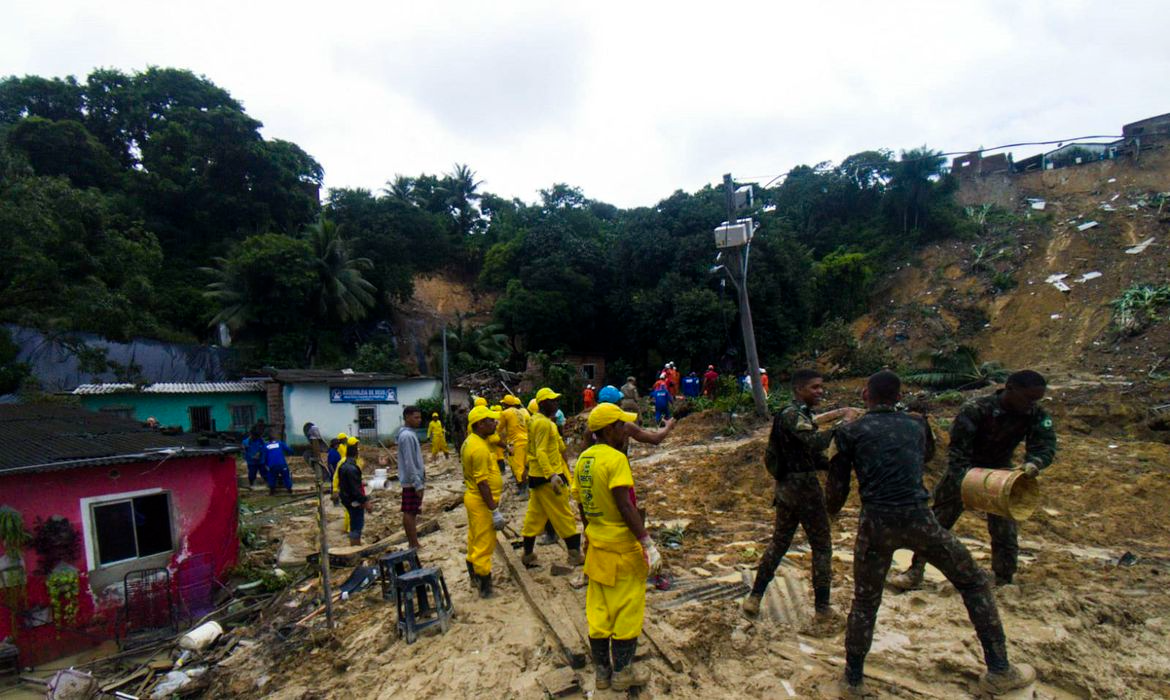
[
  {"xmin": 803, "ymin": 606, "xmax": 845, "ymax": 638},
  {"xmin": 888, "ymin": 562, "xmax": 925, "ymax": 591},
  {"xmin": 980, "ymin": 663, "xmax": 1036, "ymax": 695},
  {"xmin": 741, "ymin": 594, "xmax": 762, "ymax": 618},
  {"xmin": 521, "ymin": 552, "xmax": 539, "ymax": 567},
  {"xmin": 837, "ymin": 676, "xmax": 874, "ymax": 699}
]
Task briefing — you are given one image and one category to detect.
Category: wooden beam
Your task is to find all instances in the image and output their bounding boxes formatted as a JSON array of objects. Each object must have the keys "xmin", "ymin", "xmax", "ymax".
[
  {"xmin": 307, "ymin": 519, "xmax": 440, "ymax": 566},
  {"xmin": 495, "ymin": 532, "xmax": 588, "ymax": 669},
  {"xmin": 642, "ymin": 620, "xmax": 686, "ymax": 673}
]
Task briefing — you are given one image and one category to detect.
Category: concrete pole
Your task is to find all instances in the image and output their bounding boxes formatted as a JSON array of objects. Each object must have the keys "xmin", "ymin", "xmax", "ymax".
[{"xmin": 724, "ymin": 174, "xmax": 769, "ymax": 417}]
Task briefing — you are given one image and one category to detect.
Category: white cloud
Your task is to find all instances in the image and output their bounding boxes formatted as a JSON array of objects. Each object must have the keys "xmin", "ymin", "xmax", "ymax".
[{"xmin": 1, "ymin": 0, "xmax": 1167, "ymax": 207}]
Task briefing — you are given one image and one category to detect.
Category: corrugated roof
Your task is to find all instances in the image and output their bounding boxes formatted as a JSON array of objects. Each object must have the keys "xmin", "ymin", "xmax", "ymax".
[
  {"xmin": 72, "ymin": 381, "xmax": 265, "ymax": 395},
  {"xmin": 0, "ymin": 404, "xmax": 236, "ymax": 475},
  {"xmin": 266, "ymin": 369, "xmax": 435, "ymax": 384}
]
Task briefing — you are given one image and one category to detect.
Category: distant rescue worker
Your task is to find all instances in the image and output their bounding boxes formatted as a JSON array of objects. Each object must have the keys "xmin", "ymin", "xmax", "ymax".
[
  {"xmin": 760, "ymin": 368, "xmax": 770, "ymax": 395},
  {"xmin": 584, "ymin": 384, "xmax": 597, "ymax": 410},
  {"xmin": 462, "ymin": 405, "xmax": 506, "ymax": 598},
  {"xmin": 620, "ymin": 376, "xmax": 640, "ymax": 414},
  {"xmin": 497, "ymin": 395, "xmax": 530, "ymax": 491},
  {"xmin": 682, "ymin": 371, "xmax": 701, "ymax": 398},
  {"xmin": 337, "ymin": 442, "xmax": 372, "ymax": 546},
  {"xmin": 828, "ymin": 371, "xmax": 1036, "ymax": 697},
  {"xmin": 331, "ymin": 432, "xmax": 349, "ymax": 505},
  {"xmin": 488, "ymin": 404, "xmax": 507, "ymax": 474},
  {"xmin": 263, "ymin": 431, "xmax": 294, "ymax": 495},
  {"xmin": 398, "ymin": 406, "xmax": 427, "ymax": 551},
  {"xmin": 650, "ymin": 384, "xmax": 673, "ymax": 425},
  {"xmin": 574, "ymin": 403, "xmax": 663, "ymax": 691},
  {"xmin": 325, "ymin": 438, "xmax": 342, "ymax": 483},
  {"xmin": 665, "ymin": 362, "xmax": 681, "ymax": 397},
  {"xmin": 652, "ymin": 373, "xmax": 669, "ymax": 392},
  {"xmin": 242, "ymin": 427, "xmax": 269, "ymax": 489},
  {"xmin": 702, "ymin": 365, "xmax": 719, "ymax": 397},
  {"xmin": 742, "ymin": 369, "xmax": 859, "ymax": 632},
  {"xmin": 889, "ymin": 369, "xmax": 1057, "ymax": 590},
  {"xmin": 521, "ymin": 388, "xmax": 584, "ymax": 568},
  {"xmin": 426, "ymin": 412, "xmax": 450, "ymax": 460}
]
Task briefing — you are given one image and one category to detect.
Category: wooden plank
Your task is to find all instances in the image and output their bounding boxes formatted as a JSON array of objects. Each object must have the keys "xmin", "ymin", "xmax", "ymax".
[
  {"xmin": 495, "ymin": 532, "xmax": 588, "ymax": 669},
  {"xmin": 641, "ymin": 620, "xmax": 686, "ymax": 673},
  {"xmin": 307, "ymin": 519, "xmax": 440, "ymax": 566},
  {"xmin": 538, "ymin": 666, "xmax": 582, "ymax": 697}
]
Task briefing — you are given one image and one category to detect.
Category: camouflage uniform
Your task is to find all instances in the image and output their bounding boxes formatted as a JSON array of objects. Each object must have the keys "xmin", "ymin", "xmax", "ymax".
[
  {"xmin": 910, "ymin": 391, "xmax": 1057, "ymax": 581},
  {"xmin": 829, "ymin": 406, "xmax": 1011, "ymax": 684},
  {"xmin": 750, "ymin": 402, "xmax": 835, "ymax": 609}
]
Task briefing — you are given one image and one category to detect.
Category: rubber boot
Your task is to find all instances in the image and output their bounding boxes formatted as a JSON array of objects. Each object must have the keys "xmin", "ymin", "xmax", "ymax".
[
  {"xmin": 479, "ymin": 572, "xmax": 493, "ymax": 599},
  {"xmin": 610, "ymin": 638, "xmax": 649, "ymax": 690},
  {"xmin": 566, "ymin": 549, "xmax": 585, "ymax": 566},
  {"xmin": 837, "ymin": 676, "xmax": 874, "ymax": 699},
  {"xmin": 994, "ymin": 573, "xmax": 1013, "ymax": 587},
  {"xmin": 466, "ymin": 561, "xmax": 477, "ymax": 592},
  {"xmin": 980, "ymin": 663, "xmax": 1036, "ymax": 695},
  {"xmin": 589, "ymin": 637, "xmax": 612, "ymax": 690},
  {"xmin": 888, "ymin": 562, "xmax": 925, "ymax": 591},
  {"xmin": 521, "ymin": 552, "xmax": 539, "ymax": 567},
  {"xmin": 741, "ymin": 594, "xmax": 762, "ymax": 618}
]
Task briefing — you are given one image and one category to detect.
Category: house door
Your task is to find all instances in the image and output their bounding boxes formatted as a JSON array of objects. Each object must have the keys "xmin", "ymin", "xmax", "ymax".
[
  {"xmin": 356, "ymin": 405, "xmax": 378, "ymax": 443},
  {"xmin": 189, "ymin": 406, "xmax": 213, "ymax": 432}
]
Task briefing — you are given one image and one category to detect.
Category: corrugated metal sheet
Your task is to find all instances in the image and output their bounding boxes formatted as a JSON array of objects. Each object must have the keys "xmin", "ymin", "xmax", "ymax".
[{"xmin": 72, "ymin": 381, "xmax": 265, "ymax": 395}]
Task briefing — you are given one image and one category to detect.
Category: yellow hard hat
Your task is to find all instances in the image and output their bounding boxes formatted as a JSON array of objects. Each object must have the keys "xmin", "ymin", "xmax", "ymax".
[
  {"xmin": 346, "ymin": 436, "xmax": 359, "ymax": 446},
  {"xmin": 474, "ymin": 397, "xmax": 488, "ymax": 408},
  {"xmin": 431, "ymin": 412, "xmax": 439, "ymax": 418},
  {"xmin": 535, "ymin": 387, "xmax": 561, "ymax": 403},
  {"xmin": 502, "ymin": 394, "xmax": 521, "ymax": 406},
  {"xmin": 587, "ymin": 403, "xmax": 638, "ymax": 432},
  {"xmin": 468, "ymin": 405, "xmax": 500, "ymax": 427},
  {"xmin": 337, "ymin": 432, "xmax": 348, "ymax": 440}
]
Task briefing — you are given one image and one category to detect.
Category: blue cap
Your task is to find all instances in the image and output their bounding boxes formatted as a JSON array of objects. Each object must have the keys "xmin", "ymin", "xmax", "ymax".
[{"xmin": 598, "ymin": 385, "xmax": 622, "ymax": 404}]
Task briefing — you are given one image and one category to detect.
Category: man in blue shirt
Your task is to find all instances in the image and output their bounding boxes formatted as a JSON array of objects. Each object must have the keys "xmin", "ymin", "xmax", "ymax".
[
  {"xmin": 682, "ymin": 372, "xmax": 701, "ymax": 399},
  {"xmin": 263, "ymin": 432, "xmax": 294, "ymax": 495},
  {"xmin": 650, "ymin": 386, "xmax": 673, "ymax": 425},
  {"xmin": 241, "ymin": 426, "xmax": 269, "ymax": 489}
]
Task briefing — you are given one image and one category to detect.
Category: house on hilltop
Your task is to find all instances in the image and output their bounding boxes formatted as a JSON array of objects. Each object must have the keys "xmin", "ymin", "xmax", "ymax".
[{"xmin": 0, "ymin": 405, "xmax": 238, "ymax": 666}]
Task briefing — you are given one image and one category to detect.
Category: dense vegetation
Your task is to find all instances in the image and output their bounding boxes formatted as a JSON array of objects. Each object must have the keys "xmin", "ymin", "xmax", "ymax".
[{"xmin": 0, "ymin": 67, "xmax": 969, "ymax": 387}]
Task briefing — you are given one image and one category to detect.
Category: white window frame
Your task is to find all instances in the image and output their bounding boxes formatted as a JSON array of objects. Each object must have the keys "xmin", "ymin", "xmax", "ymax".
[{"xmin": 80, "ymin": 488, "xmax": 174, "ymax": 571}]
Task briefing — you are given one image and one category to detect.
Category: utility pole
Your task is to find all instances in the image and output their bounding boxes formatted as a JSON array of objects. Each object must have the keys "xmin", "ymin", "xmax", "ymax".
[
  {"xmin": 721, "ymin": 173, "xmax": 768, "ymax": 417},
  {"xmin": 301, "ymin": 426, "xmax": 333, "ymax": 629},
  {"xmin": 441, "ymin": 322, "xmax": 451, "ymax": 420}
]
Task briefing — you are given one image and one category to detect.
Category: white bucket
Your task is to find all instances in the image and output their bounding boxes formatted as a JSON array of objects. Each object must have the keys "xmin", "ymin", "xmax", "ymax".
[
  {"xmin": 178, "ymin": 620, "xmax": 223, "ymax": 651},
  {"xmin": 374, "ymin": 468, "xmax": 388, "ymax": 480}
]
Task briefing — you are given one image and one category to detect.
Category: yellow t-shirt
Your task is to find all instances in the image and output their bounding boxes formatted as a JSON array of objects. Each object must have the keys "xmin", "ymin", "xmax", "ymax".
[
  {"xmin": 526, "ymin": 412, "xmax": 562, "ymax": 479},
  {"xmin": 574, "ymin": 443, "xmax": 636, "ymax": 545},
  {"xmin": 462, "ymin": 432, "xmax": 503, "ymax": 500},
  {"xmin": 498, "ymin": 407, "xmax": 529, "ymax": 447}
]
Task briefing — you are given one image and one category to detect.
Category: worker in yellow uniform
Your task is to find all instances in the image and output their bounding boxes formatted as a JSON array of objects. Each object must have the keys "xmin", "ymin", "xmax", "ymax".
[
  {"xmin": 426, "ymin": 412, "xmax": 450, "ymax": 460},
  {"xmin": 462, "ymin": 405, "xmax": 505, "ymax": 598},
  {"xmin": 520, "ymin": 388, "xmax": 584, "ymax": 567},
  {"xmin": 497, "ymin": 395, "xmax": 529, "ymax": 493},
  {"xmin": 332, "ymin": 433, "xmax": 351, "ymax": 533},
  {"xmin": 574, "ymin": 402, "xmax": 662, "ymax": 691}
]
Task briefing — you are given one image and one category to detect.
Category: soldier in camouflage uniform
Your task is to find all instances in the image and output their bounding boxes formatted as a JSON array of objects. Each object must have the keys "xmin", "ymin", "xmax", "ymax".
[
  {"xmin": 889, "ymin": 369, "xmax": 1056, "ymax": 590},
  {"xmin": 742, "ymin": 369, "xmax": 859, "ymax": 631},
  {"xmin": 828, "ymin": 370, "xmax": 1035, "ymax": 698}
]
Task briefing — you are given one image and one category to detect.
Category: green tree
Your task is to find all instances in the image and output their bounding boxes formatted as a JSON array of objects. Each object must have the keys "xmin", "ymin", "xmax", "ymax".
[
  {"xmin": 304, "ymin": 216, "xmax": 376, "ymax": 324},
  {"xmin": 201, "ymin": 233, "xmax": 315, "ymax": 337}
]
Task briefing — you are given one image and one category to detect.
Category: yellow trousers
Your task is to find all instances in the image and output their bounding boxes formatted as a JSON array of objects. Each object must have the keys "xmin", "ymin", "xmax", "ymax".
[
  {"xmin": 521, "ymin": 482, "xmax": 578, "ymax": 538},
  {"xmin": 464, "ymin": 492, "xmax": 496, "ymax": 576},
  {"xmin": 585, "ymin": 539, "xmax": 648, "ymax": 639},
  {"xmin": 431, "ymin": 435, "xmax": 449, "ymax": 456},
  {"xmin": 507, "ymin": 442, "xmax": 527, "ymax": 483}
]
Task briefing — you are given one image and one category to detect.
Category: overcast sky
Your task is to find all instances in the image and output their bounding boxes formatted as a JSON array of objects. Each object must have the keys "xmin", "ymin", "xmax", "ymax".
[{"xmin": 3, "ymin": 1, "xmax": 1167, "ymax": 208}]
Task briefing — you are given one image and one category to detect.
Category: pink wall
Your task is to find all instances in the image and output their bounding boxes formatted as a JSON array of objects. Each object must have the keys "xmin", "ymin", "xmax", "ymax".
[{"xmin": 0, "ymin": 453, "xmax": 238, "ymax": 665}]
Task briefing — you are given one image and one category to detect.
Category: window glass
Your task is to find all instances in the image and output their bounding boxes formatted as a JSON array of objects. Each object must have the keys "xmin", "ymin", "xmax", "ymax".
[
  {"xmin": 133, "ymin": 494, "xmax": 172, "ymax": 557},
  {"xmin": 230, "ymin": 405, "xmax": 255, "ymax": 431},
  {"xmin": 93, "ymin": 501, "xmax": 136, "ymax": 565}
]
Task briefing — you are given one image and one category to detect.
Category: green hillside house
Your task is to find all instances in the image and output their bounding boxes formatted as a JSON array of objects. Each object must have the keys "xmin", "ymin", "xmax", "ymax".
[{"xmin": 72, "ymin": 381, "xmax": 268, "ymax": 433}]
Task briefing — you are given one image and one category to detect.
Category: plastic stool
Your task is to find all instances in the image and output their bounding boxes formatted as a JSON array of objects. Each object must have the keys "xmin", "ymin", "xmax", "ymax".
[
  {"xmin": 378, "ymin": 549, "xmax": 422, "ymax": 602},
  {"xmin": 395, "ymin": 567, "xmax": 453, "ymax": 644}
]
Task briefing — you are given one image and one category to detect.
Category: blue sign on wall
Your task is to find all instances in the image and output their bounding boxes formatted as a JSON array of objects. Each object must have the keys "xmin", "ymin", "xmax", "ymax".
[{"xmin": 329, "ymin": 386, "xmax": 397, "ymax": 403}]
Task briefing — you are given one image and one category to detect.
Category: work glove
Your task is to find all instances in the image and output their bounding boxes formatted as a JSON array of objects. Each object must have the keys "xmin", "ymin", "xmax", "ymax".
[
  {"xmin": 639, "ymin": 535, "xmax": 663, "ymax": 576},
  {"xmin": 550, "ymin": 473, "xmax": 566, "ymax": 495},
  {"xmin": 492, "ymin": 510, "xmax": 506, "ymax": 531},
  {"xmin": 1018, "ymin": 462, "xmax": 1041, "ymax": 478}
]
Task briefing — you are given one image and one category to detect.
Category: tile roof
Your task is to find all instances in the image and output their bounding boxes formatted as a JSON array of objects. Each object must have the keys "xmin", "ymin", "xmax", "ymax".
[
  {"xmin": 0, "ymin": 404, "xmax": 236, "ymax": 476},
  {"xmin": 72, "ymin": 381, "xmax": 266, "ymax": 395}
]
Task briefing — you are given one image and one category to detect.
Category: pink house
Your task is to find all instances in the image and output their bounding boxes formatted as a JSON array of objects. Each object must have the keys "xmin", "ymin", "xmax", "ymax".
[{"xmin": 0, "ymin": 405, "xmax": 239, "ymax": 666}]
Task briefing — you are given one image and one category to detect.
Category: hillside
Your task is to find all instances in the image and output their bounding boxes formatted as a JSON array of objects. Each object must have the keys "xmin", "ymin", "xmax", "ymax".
[{"xmin": 854, "ymin": 148, "xmax": 1170, "ymax": 382}]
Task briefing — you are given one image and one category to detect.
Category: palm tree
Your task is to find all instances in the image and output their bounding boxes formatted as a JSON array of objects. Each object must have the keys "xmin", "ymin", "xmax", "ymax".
[
  {"xmin": 429, "ymin": 313, "xmax": 509, "ymax": 372},
  {"xmin": 441, "ymin": 163, "xmax": 484, "ymax": 236},
  {"xmin": 383, "ymin": 174, "xmax": 415, "ymax": 203},
  {"xmin": 304, "ymin": 217, "xmax": 376, "ymax": 324},
  {"xmin": 890, "ymin": 147, "xmax": 945, "ymax": 234},
  {"xmin": 905, "ymin": 346, "xmax": 1009, "ymax": 390},
  {"xmin": 202, "ymin": 256, "xmax": 250, "ymax": 332}
]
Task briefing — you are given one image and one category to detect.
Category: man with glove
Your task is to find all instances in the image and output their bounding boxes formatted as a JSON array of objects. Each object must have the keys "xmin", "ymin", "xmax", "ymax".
[
  {"xmin": 520, "ymin": 388, "xmax": 584, "ymax": 568},
  {"xmin": 889, "ymin": 369, "xmax": 1056, "ymax": 590},
  {"xmin": 397, "ymin": 406, "xmax": 427, "ymax": 551},
  {"xmin": 574, "ymin": 402, "xmax": 661, "ymax": 692},
  {"xmin": 827, "ymin": 371, "xmax": 1036, "ymax": 697},
  {"xmin": 462, "ymin": 405, "xmax": 505, "ymax": 598}
]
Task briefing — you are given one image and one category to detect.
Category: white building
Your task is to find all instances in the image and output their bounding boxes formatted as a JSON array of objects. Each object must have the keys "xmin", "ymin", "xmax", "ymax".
[{"xmin": 264, "ymin": 369, "xmax": 442, "ymax": 446}]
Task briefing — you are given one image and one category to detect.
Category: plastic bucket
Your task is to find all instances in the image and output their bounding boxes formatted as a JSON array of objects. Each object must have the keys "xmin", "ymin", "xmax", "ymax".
[
  {"xmin": 374, "ymin": 468, "xmax": 388, "ymax": 480},
  {"xmin": 178, "ymin": 620, "xmax": 223, "ymax": 651},
  {"xmin": 960, "ymin": 468, "xmax": 1040, "ymax": 521}
]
